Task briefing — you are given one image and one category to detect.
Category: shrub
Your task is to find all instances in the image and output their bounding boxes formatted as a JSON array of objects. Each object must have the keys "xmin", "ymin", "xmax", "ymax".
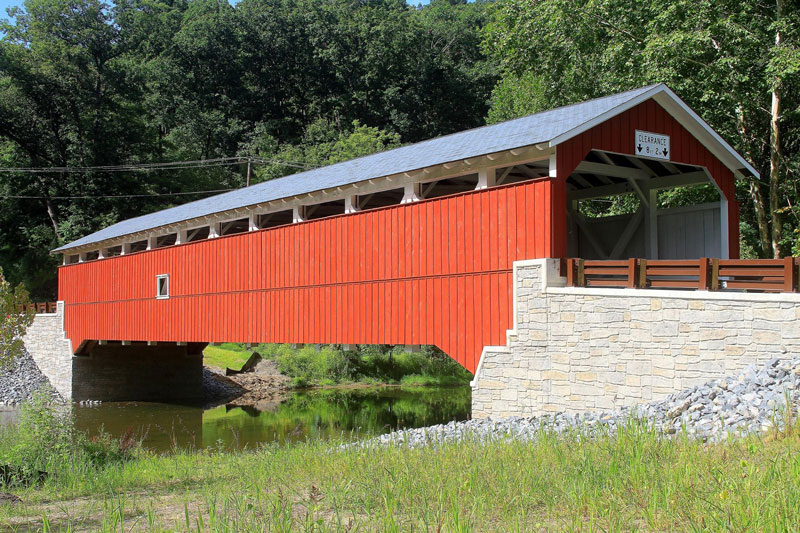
[
  {"xmin": 255, "ymin": 343, "xmax": 472, "ymax": 387},
  {"xmin": 0, "ymin": 391, "xmax": 141, "ymax": 487},
  {"xmin": 0, "ymin": 266, "xmax": 34, "ymax": 369}
]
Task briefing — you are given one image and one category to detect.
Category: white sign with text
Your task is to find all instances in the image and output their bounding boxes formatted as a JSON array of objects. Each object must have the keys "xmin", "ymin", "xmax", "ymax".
[{"xmin": 635, "ymin": 130, "xmax": 670, "ymax": 160}]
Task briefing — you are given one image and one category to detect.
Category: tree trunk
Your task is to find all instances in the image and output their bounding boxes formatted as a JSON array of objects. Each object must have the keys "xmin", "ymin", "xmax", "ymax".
[
  {"xmin": 769, "ymin": 0, "xmax": 785, "ymax": 258},
  {"xmin": 736, "ymin": 107, "xmax": 772, "ymax": 257},
  {"xmin": 37, "ymin": 175, "xmax": 60, "ymax": 238},
  {"xmin": 42, "ymin": 194, "xmax": 60, "ymax": 238},
  {"xmin": 750, "ymin": 179, "xmax": 772, "ymax": 257}
]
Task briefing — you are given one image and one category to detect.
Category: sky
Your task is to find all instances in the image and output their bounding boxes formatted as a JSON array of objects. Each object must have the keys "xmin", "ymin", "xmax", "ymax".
[{"xmin": 1, "ymin": 0, "xmax": 433, "ymax": 24}]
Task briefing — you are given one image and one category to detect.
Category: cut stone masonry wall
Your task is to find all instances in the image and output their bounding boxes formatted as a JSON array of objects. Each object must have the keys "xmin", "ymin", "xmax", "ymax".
[
  {"xmin": 22, "ymin": 302, "xmax": 74, "ymax": 399},
  {"xmin": 471, "ymin": 259, "xmax": 800, "ymax": 418}
]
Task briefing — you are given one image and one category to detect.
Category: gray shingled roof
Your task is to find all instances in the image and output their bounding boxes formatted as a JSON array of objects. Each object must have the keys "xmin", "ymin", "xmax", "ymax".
[{"xmin": 55, "ymin": 84, "xmax": 665, "ymax": 253}]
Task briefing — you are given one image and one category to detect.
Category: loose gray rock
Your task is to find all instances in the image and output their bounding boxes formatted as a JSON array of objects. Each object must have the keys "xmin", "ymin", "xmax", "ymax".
[
  {"xmin": 356, "ymin": 357, "xmax": 800, "ymax": 449},
  {"xmin": 0, "ymin": 349, "xmax": 60, "ymax": 406}
]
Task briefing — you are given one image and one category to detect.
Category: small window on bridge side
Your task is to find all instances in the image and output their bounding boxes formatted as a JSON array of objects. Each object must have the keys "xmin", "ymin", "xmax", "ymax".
[
  {"xmin": 66, "ymin": 254, "xmax": 80, "ymax": 265},
  {"xmin": 156, "ymin": 274, "xmax": 169, "ymax": 299}
]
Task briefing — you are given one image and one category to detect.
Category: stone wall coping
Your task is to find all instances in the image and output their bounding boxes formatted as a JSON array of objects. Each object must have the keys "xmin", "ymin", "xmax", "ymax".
[{"xmin": 545, "ymin": 285, "xmax": 800, "ymax": 303}]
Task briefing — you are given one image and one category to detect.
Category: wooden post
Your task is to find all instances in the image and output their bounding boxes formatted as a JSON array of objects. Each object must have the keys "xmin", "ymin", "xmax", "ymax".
[
  {"xmin": 246, "ymin": 159, "xmax": 252, "ymax": 187},
  {"xmin": 627, "ymin": 258, "xmax": 638, "ymax": 288},
  {"xmin": 710, "ymin": 258, "xmax": 720, "ymax": 291},
  {"xmin": 577, "ymin": 259, "xmax": 585, "ymax": 287},
  {"xmin": 567, "ymin": 258, "xmax": 576, "ymax": 286},
  {"xmin": 638, "ymin": 259, "xmax": 647, "ymax": 288},
  {"xmin": 699, "ymin": 258, "xmax": 710, "ymax": 290},
  {"xmin": 783, "ymin": 256, "xmax": 797, "ymax": 292}
]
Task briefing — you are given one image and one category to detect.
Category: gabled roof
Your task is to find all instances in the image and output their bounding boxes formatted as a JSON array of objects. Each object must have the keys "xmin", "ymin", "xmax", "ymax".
[{"xmin": 54, "ymin": 83, "xmax": 756, "ymax": 253}]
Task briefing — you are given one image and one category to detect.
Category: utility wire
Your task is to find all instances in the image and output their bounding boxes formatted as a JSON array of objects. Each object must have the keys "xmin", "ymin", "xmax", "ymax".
[
  {"xmin": 0, "ymin": 156, "xmax": 315, "ymax": 174},
  {"xmin": 0, "ymin": 155, "xmax": 316, "ymax": 199},
  {"xmin": 3, "ymin": 188, "xmax": 236, "ymax": 200}
]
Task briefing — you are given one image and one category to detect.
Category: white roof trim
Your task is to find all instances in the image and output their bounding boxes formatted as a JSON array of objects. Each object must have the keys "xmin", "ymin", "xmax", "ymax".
[{"xmin": 549, "ymin": 84, "xmax": 759, "ymax": 179}]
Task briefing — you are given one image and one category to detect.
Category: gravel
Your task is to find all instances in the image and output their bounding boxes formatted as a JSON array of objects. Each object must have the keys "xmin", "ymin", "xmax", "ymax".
[
  {"xmin": 0, "ymin": 350, "xmax": 59, "ymax": 407},
  {"xmin": 363, "ymin": 357, "xmax": 800, "ymax": 448}
]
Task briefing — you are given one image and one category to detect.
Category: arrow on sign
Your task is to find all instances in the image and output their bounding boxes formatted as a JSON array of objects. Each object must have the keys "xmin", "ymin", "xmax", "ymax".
[
  {"xmin": 663, "ymin": 149, "xmax": 668, "ymax": 157},
  {"xmin": 637, "ymin": 144, "xmax": 643, "ymax": 153}
]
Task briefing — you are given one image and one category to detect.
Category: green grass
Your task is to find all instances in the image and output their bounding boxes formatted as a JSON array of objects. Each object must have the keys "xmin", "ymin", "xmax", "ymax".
[
  {"xmin": 202, "ymin": 343, "xmax": 474, "ymax": 388},
  {"xmin": 399, "ymin": 374, "xmax": 470, "ymax": 386},
  {"xmin": 2, "ymin": 418, "xmax": 800, "ymax": 531},
  {"xmin": 202, "ymin": 343, "xmax": 253, "ymax": 371}
]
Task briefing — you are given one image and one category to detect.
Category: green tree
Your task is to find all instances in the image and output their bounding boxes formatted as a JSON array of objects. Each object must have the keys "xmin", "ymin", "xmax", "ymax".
[
  {"xmin": 0, "ymin": 0, "xmax": 497, "ymax": 296},
  {"xmin": 0, "ymin": 266, "xmax": 34, "ymax": 368},
  {"xmin": 244, "ymin": 119, "xmax": 402, "ymax": 183},
  {"xmin": 485, "ymin": 0, "xmax": 800, "ymax": 258}
]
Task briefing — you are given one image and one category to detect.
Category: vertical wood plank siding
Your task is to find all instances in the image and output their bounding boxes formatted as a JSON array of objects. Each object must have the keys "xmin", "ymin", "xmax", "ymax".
[
  {"xmin": 553, "ymin": 100, "xmax": 739, "ymax": 259},
  {"xmin": 58, "ymin": 179, "xmax": 554, "ymax": 374}
]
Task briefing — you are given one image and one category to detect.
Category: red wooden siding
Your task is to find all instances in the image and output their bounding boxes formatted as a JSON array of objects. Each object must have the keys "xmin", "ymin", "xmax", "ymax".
[
  {"xmin": 553, "ymin": 99, "xmax": 739, "ymax": 259},
  {"xmin": 58, "ymin": 179, "xmax": 554, "ymax": 373}
]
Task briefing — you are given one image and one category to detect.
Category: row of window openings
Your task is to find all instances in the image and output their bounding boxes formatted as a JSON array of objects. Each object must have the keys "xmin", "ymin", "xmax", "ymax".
[{"xmin": 66, "ymin": 169, "xmax": 544, "ymax": 265}]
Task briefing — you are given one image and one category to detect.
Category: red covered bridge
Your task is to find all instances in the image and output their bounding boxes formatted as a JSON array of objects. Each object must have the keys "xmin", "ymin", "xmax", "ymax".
[{"xmin": 51, "ymin": 84, "xmax": 757, "ymax": 399}]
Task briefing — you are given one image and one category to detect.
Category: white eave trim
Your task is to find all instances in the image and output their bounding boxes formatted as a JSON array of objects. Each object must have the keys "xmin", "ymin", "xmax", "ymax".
[{"xmin": 548, "ymin": 84, "xmax": 759, "ymax": 180}]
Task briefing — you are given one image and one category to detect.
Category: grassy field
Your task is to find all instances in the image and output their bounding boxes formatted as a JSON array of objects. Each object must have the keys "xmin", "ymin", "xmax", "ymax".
[
  {"xmin": 1, "ymin": 419, "xmax": 799, "ymax": 531},
  {"xmin": 201, "ymin": 343, "xmax": 253, "ymax": 371}
]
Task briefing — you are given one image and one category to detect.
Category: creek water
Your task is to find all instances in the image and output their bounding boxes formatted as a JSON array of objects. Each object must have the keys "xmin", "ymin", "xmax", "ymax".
[{"xmin": 39, "ymin": 385, "xmax": 471, "ymax": 452}]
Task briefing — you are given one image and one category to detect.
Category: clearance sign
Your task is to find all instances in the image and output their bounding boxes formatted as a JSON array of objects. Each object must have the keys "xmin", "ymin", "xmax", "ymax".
[{"xmin": 635, "ymin": 130, "xmax": 670, "ymax": 160}]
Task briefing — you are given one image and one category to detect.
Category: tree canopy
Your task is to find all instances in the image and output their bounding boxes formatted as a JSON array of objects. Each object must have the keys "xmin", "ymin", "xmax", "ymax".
[{"xmin": 0, "ymin": 0, "xmax": 798, "ymax": 299}]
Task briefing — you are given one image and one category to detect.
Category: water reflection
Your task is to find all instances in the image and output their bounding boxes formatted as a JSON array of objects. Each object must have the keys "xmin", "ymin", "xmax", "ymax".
[{"xmin": 72, "ymin": 385, "xmax": 471, "ymax": 452}]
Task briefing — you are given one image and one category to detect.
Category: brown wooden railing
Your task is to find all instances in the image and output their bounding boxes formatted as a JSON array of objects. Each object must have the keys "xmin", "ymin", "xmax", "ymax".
[
  {"xmin": 566, "ymin": 258, "xmax": 800, "ymax": 293},
  {"xmin": 17, "ymin": 302, "xmax": 58, "ymax": 314}
]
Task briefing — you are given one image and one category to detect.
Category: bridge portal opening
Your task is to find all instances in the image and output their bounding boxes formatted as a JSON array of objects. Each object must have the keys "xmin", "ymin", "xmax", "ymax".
[{"xmin": 566, "ymin": 150, "xmax": 724, "ymax": 260}]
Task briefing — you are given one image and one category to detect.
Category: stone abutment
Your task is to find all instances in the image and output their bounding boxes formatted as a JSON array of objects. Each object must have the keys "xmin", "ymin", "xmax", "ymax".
[
  {"xmin": 22, "ymin": 304, "xmax": 204, "ymax": 402},
  {"xmin": 471, "ymin": 259, "xmax": 800, "ymax": 418}
]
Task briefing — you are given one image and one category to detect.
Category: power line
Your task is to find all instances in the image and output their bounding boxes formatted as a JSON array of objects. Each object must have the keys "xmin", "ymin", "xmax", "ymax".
[
  {"xmin": 2, "ymin": 188, "xmax": 237, "ymax": 200},
  {"xmin": 0, "ymin": 156, "xmax": 315, "ymax": 174}
]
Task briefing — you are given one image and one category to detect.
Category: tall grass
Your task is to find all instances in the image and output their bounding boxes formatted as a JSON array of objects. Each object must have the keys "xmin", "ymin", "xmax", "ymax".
[
  {"xmin": 2, "ymin": 410, "xmax": 800, "ymax": 531},
  {"xmin": 0, "ymin": 391, "xmax": 140, "ymax": 489}
]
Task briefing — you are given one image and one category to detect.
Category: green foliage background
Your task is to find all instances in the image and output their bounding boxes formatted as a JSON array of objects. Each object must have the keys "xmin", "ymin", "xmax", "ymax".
[{"xmin": 0, "ymin": 0, "xmax": 798, "ymax": 298}]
